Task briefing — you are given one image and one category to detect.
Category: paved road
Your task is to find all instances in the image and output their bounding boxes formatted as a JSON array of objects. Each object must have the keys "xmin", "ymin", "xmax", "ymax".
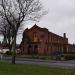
[
  {"xmin": 15, "ymin": 60, "xmax": 75, "ymax": 68},
  {"xmin": 1, "ymin": 56, "xmax": 75, "ymax": 68}
]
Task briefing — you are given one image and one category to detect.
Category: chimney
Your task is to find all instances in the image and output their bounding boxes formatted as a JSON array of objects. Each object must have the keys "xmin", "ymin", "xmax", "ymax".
[{"xmin": 63, "ymin": 33, "xmax": 66, "ymax": 38}]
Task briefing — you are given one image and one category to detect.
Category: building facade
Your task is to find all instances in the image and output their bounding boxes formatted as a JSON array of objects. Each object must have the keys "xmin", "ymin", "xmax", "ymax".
[{"xmin": 20, "ymin": 25, "xmax": 75, "ymax": 55}]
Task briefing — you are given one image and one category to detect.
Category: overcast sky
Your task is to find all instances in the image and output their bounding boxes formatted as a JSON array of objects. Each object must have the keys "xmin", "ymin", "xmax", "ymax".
[
  {"xmin": 5, "ymin": 0, "xmax": 75, "ymax": 44},
  {"xmin": 25, "ymin": 0, "xmax": 75, "ymax": 44},
  {"xmin": 18, "ymin": 0, "xmax": 75, "ymax": 43},
  {"xmin": 16, "ymin": 0, "xmax": 75, "ymax": 44},
  {"xmin": 37, "ymin": 0, "xmax": 75, "ymax": 44}
]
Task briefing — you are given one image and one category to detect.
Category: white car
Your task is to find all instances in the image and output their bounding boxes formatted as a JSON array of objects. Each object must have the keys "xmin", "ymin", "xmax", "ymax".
[{"xmin": 0, "ymin": 49, "xmax": 9, "ymax": 54}]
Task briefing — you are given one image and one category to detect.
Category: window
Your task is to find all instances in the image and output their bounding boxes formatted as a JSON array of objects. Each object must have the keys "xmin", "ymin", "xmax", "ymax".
[{"xmin": 33, "ymin": 32, "xmax": 38, "ymax": 42}]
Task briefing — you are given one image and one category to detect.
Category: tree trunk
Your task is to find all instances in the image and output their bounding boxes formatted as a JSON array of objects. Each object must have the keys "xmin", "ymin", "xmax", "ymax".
[
  {"xmin": 8, "ymin": 37, "xmax": 11, "ymax": 53},
  {"xmin": 11, "ymin": 34, "xmax": 16, "ymax": 64},
  {"xmin": 2, "ymin": 35, "xmax": 7, "ymax": 46},
  {"xmin": 8, "ymin": 30, "xmax": 11, "ymax": 53}
]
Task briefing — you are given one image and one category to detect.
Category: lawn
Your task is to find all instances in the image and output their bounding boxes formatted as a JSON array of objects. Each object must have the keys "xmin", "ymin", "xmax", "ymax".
[{"xmin": 0, "ymin": 61, "xmax": 75, "ymax": 75}]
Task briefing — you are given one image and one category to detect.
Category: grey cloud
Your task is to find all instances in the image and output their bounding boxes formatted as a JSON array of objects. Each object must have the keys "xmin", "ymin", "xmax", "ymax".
[
  {"xmin": 17, "ymin": 0, "xmax": 75, "ymax": 44},
  {"xmin": 38, "ymin": 0, "xmax": 75, "ymax": 43}
]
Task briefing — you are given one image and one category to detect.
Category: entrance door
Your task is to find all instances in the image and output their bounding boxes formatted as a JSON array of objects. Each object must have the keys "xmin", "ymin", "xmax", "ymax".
[
  {"xmin": 28, "ymin": 45, "xmax": 32, "ymax": 54},
  {"xmin": 28, "ymin": 45, "xmax": 38, "ymax": 55},
  {"xmin": 34, "ymin": 45, "xmax": 38, "ymax": 54}
]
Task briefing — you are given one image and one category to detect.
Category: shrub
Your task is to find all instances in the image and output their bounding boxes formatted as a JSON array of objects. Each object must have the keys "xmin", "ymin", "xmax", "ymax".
[
  {"xmin": 5, "ymin": 51, "xmax": 12, "ymax": 55},
  {"xmin": 64, "ymin": 54, "xmax": 75, "ymax": 60}
]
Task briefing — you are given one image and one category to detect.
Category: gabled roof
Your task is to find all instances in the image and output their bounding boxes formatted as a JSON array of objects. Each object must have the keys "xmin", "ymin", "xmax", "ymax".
[
  {"xmin": 26, "ymin": 24, "xmax": 49, "ymax": 33},
  {"xmin": 24, "ymin": 24, "xmax": 67, "ymax": 39}
]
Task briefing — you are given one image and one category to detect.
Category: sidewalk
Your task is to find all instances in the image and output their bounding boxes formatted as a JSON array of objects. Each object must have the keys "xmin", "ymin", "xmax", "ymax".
[{"xmin": 3, "ymin": 55, "xmax": 75, "ymax": 64}]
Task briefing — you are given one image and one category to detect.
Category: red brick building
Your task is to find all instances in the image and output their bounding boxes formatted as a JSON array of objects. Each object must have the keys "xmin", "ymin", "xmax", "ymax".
[{"xmin": 20, "ymin": 25, "xmax": 75, "ymax": 55}]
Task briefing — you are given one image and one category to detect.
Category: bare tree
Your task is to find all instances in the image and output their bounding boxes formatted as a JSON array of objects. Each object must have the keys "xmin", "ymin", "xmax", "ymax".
[
  {"xmin": 0, "ymin": 18, "xmax": 14, "ymax": 52},
  {"xmin": 0, "ymin": 0, "xmax": 46, "ymax": 64},
  {"xmin": 0, "ymin": 20, "xmax": 8, "ymax": 46}
]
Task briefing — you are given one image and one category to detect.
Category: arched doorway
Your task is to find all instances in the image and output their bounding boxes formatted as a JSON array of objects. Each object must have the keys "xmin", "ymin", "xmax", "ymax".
[
  {"xmin": 34, "ymin": 45, "xmax": 38, "ymax": 54},
  {"xmin": 28, "ymin": 45, "xmax": 32, "ymax": 54},
  {"xmin": 28, "ymin": 45, "xmax": 38, "ymax": 55}
]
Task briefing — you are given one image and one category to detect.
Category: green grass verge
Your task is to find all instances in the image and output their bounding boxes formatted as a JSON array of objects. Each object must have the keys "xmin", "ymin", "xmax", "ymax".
[{"xmin": 0, "ymin": 61, "xmax": 75, "ymax": 75}]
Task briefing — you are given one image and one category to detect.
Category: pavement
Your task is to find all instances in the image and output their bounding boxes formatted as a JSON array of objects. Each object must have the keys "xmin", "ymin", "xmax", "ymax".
[{"xmin": 0, "ymin": 56, "xmax": 75, "ymax": 69}]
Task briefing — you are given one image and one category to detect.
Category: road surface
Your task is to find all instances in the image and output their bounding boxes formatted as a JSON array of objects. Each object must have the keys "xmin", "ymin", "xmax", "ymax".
[{"xmin": 1, "ymin": 56, "xmax": 75, "ymax": 68}]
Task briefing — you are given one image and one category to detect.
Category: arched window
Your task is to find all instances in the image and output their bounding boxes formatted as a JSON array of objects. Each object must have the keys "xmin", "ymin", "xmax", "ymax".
[{"xmin": 33, "ymin": 32, "xmax": 38, "ymax": 42}]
